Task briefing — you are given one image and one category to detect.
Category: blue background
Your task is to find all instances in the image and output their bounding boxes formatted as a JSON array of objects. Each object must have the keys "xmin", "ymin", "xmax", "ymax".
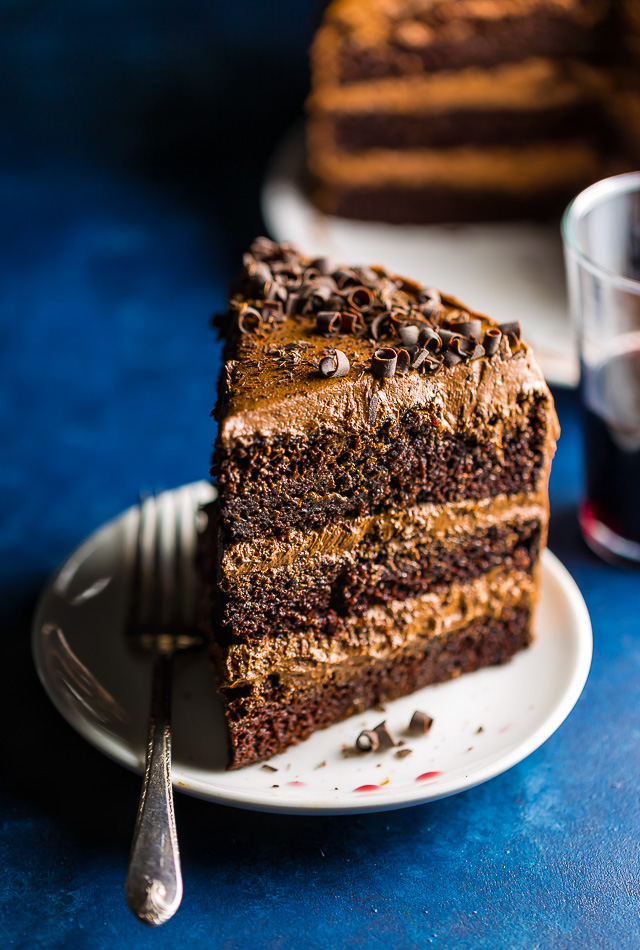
[{"xmin": 1, "ymin": 2, "xmax": 639, "ymax": 947}]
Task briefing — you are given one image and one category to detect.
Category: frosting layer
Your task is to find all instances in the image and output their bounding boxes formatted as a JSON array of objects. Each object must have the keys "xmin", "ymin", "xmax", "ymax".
[{"xmin": 215, "ymin": 567, "xmax": 537, "ymax": 689}]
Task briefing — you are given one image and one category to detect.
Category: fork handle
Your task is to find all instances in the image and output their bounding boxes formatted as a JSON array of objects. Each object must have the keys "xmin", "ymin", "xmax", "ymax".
[{"xmin": 125, "ymin": 649, "xmax": 183, "ymax": 926}]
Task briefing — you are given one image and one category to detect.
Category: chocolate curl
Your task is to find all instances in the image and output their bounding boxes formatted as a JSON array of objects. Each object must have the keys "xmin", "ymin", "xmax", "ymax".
[
  {"xmin": 450, "ymin": 336, "xmax": 476, "ymax": 360},
  {"xmin": 411, "ymin": 347, "xmax": 429, "ymax": 371},
  {"xmin": 347, "ymin": 285, "xmax": 375, "ymax": 313},
  {"xmin": 237, "ymin": 307, "xmax": 262, "ymax": 333},
  {"xmin": 316, "ymin": 311, "xmax": 341, "ymax": 334},
  {"xmin": 398, "ymin": 324, "xmax": 420, "ymax": 347},
  {"xmin": 409, "ymin": 711, "xmax": 434, "ymax": 735},
  {"xmin": 457, "ymin": 318, "xmax": 482, "ymax": 339},
  {"xmin": 356, "ymin": 729, "xmax": 380, "ymax": 752},
  {"xmin": 420, "ymin": 286, "xmax": 441, "ymax": 305},
  {"xmin": 443, "ymin": 313, "xmax": 468, "ymax": 333},
  {"xmin": 483, "ymin": 327, "xmax": 502, "ymax": 356},
  {"xmin": 470, "ymin": 343, "xmax": 485, "ymax": 361},
  {"xmin": 333, "ymin": 268, "xmax": 358, "ymax": 289},
  {"xmin": 370, "ymin": 311, "xmax": 393, "ymax": 341},
  {"xmin": 396, "ymin": 348, "xmax": 411, "ymax": 375},
  {"xmin": 286, "ymin": 292, "xmax": 301, "ymax": 317},
  {"xmin": 311, "ymin": 256, "xmax": 331, "ymax": 275},
  {"xmin": 421, "ymin": 354, "xmax": 443, "ymax": 376},
  {"xmin": 373, "ymin": 721, "xmax": 397, "ymax": 750},
  {"xmin": 437, "ymin": 328, "xmax": 456, "ymax": 347},
  {"xmin": 418, "ymin": 326, "xmax": 441, "ymax": 351},
  {"xmin": 498, "ymin": 321, "xmax": 522, "ymax": 344},
  {"xmin": 443, "ymin": 349, "xmax": 463, "ymax": 367},
  {"xmin": 371, "ymin": 347, "xmax": 397, "ymax": 378},
  {"xmin": 341, "ymin": 310, "xmax": 365, "ymax": 334},
  {"xmin": 319, "ymin": 349, "xmax": 350, "ymax": 379}
]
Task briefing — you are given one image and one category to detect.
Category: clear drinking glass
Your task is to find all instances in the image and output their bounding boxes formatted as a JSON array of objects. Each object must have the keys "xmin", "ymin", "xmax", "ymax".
[{"xmin": 562, "ymin": 172, "xmax": 640, "ymax": 564}]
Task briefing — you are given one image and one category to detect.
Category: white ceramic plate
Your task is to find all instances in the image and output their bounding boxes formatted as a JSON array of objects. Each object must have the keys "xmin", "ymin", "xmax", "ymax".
[
  {"xmin": 261, "ymin": 127, "xmax": 578, "ymax": 388},
  {"xmin": 32, "ymin": 482, "xmax": 592, "ymax": 815}
]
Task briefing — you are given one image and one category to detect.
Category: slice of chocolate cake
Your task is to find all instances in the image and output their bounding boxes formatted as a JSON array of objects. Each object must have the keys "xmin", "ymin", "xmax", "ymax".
[{"xmin": 205, "ymin": 237, "xmax": 559, "ymax": 769}]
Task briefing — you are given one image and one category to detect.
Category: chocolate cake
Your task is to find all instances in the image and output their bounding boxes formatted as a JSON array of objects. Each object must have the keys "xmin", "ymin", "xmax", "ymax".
[
  {"xmin": 306, "ymin": 0, "xmax": 624, "ymax": 224},
  {"xmin": 204, "ymin": 237, "xmax": 559, "ymax": 769}
]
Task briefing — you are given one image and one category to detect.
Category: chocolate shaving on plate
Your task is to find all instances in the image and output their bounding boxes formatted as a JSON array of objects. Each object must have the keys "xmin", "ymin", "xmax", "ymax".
[
  {"xmin": 395, "ymin": 748, "xmax": 413, "ymax": 759},
  {"xmin": 356, "ymin": 729, "xmax": 380, "ymax": 752},
  {"xmin": 373, "ymin": 721, "xmax": 397, "ymax": 750},
  {"xmin": 371, "ymin": 347, "xmax": 397, "ymax": 378},
  {"xmin": 260, "ymin": 764, "xmax": 278, "ymax": 772},
  {"xmin": 319, "ymin": 349, "xmax": 350, "ymax": 379},
  {"xmin": 409, "ymin": 711, "xmax": 434, "ymax": 735}
]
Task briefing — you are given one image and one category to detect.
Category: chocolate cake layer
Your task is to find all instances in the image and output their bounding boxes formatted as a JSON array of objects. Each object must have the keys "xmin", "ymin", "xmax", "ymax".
[
  {"xmin": 333, "ymin": 102, "xmax": 600, "ymax": 152},
  {"xmin": 314, "ymin": 181, "xmax": 588, "ymax": 224},
  {"xmin": 220, "ymin": 605, "xmax": 532, "ymax": 768},
  {"xmin": 217, "ymin": 518, "xmax": 541, "ymax": 643},
  {"xmin": 216, "ymin": 398, "xmax": 551, "ymax": 541}
]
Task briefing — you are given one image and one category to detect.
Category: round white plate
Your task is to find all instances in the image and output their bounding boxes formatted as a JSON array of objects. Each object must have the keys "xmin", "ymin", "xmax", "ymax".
[
  {"xmin": 261, "ymin": 127, "xmax": 578, "ymax": 388},
  {"xmin": 32, "ymin": 483, "xmax": 592, "ymax": 815}
]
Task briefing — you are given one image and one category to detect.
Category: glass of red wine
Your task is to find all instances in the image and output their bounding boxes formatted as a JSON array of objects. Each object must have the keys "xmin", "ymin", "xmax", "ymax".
[{"xmin": 563, "ymin": 172, "xmax": 640, "ymax": 564}]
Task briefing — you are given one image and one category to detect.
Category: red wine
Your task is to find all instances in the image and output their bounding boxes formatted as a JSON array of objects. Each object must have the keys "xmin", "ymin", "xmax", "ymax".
[{"xmin": 581, "ymin": 346, "xmax": 640, "ymax": 546}]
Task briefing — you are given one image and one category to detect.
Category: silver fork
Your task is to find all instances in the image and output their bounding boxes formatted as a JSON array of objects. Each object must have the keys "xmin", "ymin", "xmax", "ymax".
[{"xmin": 125, "ymin": 487, "xmax": 204, "ymax": 927}]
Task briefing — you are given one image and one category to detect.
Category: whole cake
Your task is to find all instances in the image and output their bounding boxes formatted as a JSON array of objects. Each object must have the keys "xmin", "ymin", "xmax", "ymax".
[
  {"xmin": 204, "ymin": 237, "xmax": 559, "ymax": 769},
  {"xmin": 306, "ymin": 0, "xmax": 636, "ymax": 224}
]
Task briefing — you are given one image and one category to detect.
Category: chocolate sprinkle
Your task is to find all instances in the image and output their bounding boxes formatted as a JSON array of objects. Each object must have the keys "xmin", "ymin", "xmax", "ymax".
[
  {"xmin": 371, "ymin": 347, "xmax": 397, "ymax": 378},
  {"xmin": 356, "ymin": 729, "xmax": 380, "ymax": 752},
  {"xmin": 373, "ymin": 721, "xmax": 397, "ymax": 750},
  {"xmin": 483, "ymin": 327, "xmax": 502, "ymax": 356},
  {"xmin": 319, "ymin": 349, "xmax": 350, "ymax": 379},
  {"xmin": 409, "ymin": 711, "xmax": 434, "ymax": 735}
]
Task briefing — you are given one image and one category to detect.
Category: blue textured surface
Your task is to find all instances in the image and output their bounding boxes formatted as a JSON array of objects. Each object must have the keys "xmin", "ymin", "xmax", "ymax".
[{"xmin": 1, "ymin": 3, "xmax": 640, "ymax": 948}]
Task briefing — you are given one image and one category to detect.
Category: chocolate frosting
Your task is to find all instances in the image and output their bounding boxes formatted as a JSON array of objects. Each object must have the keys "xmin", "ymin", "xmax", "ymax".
[{"xmin": 214, "ymin": 238, "xmax": 559, "ymax": 455}]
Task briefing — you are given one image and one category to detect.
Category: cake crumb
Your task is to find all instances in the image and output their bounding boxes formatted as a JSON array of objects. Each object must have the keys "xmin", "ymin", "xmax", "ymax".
[
  {"xmin": 315, "ymin": 760, "xmax": 327, "ymax": 769},
  {"xmin": 395, "ymin": 748, "xmax": 412, "ymax": 759},
  {"xmin": 261, "ymin": 764, "xmax": 278, "ymax": 772}
]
